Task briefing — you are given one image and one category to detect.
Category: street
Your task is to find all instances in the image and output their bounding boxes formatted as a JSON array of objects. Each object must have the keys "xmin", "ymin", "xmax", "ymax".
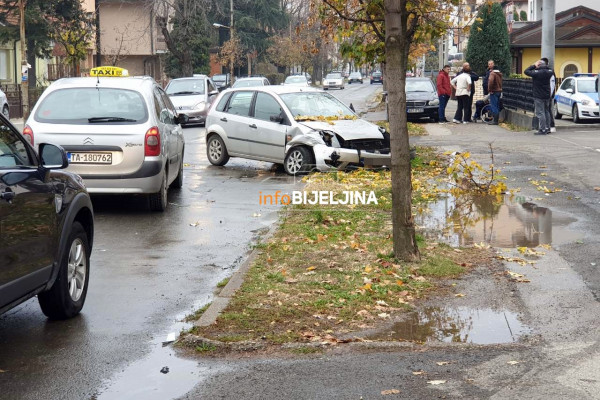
[{"xmin": 0, "ymin": 84, "xmax": 379, "ymax": 400}]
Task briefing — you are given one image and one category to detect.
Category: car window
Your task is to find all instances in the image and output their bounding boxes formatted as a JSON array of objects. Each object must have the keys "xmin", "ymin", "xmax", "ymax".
[
  {"xmin": 326, "ymin": 73, "xmax": 342, "ymax": 79},
  {"xmin": 207, "ymin": 80, "xmax": 216, "ymax": 93},
  {"xmin": 253, "ymin": 92, "xmax": 282, "ymax": 122},
  {"xmin": 166, "ymin": 79, "xmax": 205, "ymax": 95},
  {"xmin": 215, "ymin": 92, "xmax": 233, "ymax": 112},
  {"xmin": 226, "ymin": 91, "xmax": 254, "ymax": 116},
  {"xmin": 284, "ymin": 76, "xmax": 307, "ymax": 84},
  {"xmin": 406, "ymin": 80, "xmax": 434, "ymax": 92},
  {"xmin": 34, "ymin": 88, "xmax": 148, "ymax": 124},
  {"xmin": 560, "ymin": 79, "xmax": 572, "ymax": 91},
  {"xmin": 153, "ymin": 88, "xmax": 174, "ymax": 124},
  {"xmin": 280, "ymin": 92, "xmax": 353, "ymax": 118},
  {"xmin": 576, "ymin": 79, "xmax": 595, "ymax": 93},
  {"xmin": 0, "ymin": 121, "xmax": 34, "ymax": 167}
]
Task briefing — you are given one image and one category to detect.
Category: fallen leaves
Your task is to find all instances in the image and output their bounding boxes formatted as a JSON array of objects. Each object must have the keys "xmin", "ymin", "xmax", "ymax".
[
  {"xmin": 427, "ymin": 380, "xmax": 447, "ymax": 385},
  {"xmin": 381, "ymin": 389, "xmax": 401, "ymax": 395},
  {"xmin": 436, "ymin": 361, "xmax": 451, "ymax": 366},
  {"xmin": 507, "ymin": 360, "xmax": 520, "ymax": 365},
  {"xmin": 506, "ymin": 271, "xmax": 531, "ymax": 283}
]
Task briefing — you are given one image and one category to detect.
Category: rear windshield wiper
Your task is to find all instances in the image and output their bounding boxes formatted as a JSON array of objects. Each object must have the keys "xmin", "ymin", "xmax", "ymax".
[
  {"xmin": 170, "ymin": 91, "xmax": 202, "ymax": 95},
  {"xmin": 88, "ymin": 117, "xmax": 137, "ymax": 123}
]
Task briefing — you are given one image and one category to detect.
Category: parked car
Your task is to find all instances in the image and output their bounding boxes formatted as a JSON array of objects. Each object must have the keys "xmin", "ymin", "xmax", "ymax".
[
  {"xmin": 283, "ymin": 75, "xmax": 310, "ymax": 87},
  {"xmin": 0, "ymin": 87, "xmax": 9, "ymax": 119},
  {"xmin": 165, "ymin": 75, "xmax": 219, "ymax": 126},
  {"xmin": 24, "ymin": 69, "xmax": 187, "ymax": 211},
  {"xmin": 554, "ymin": 73, "xmax": 600, "ymax": 123},
  {"xmin": 212, "ymin": 73, "xmax": 231, "ymax": 91},
  {"xmin": 371, "ymin": 71, "xmax": 383, "ymax": 84},
  {"xmin": 405, "ymin": 77, "xmax": 439, "ymax": 122},
  {"xmin": 348, "ymin": 72, "xmax": 363, "ymax": 84},
  {"xmin": 205, "ymin": 86, "xmax": 390, "ymax": 175},
  {"xmin": 323, "ymin": 72, "xmax": 344, "ymax": 90},
  {"xmin": 232, "ymin": 77, "xmax": 271, "ymax": 88},
  {"xmin": 0, "ymin": 113, "xmax": 94, "ymax": 319}
]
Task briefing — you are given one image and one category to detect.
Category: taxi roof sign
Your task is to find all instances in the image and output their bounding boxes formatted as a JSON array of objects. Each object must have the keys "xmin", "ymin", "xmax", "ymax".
[{"xmin": 90, "ymin": 66, "xmax": 129, "ymax": 77}]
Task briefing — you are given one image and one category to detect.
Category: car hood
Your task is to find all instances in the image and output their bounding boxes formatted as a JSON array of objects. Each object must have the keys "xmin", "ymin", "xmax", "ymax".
[
  {"xmin": 297, "ymin": 119, "xmax": 383, "ymax": 140},
  {"xmin": 169, "ymin": 95, "xmax": 204, "ymax": 107},
  {"xmin": 406, "ymin": 92, "xmax": 436, "ymax": 101}
]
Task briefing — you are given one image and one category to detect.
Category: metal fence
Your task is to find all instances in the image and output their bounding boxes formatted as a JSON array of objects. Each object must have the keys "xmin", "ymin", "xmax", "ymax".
[{"xmin": 501, "ymin": 78, "xmax": 534, "ymax": 112}]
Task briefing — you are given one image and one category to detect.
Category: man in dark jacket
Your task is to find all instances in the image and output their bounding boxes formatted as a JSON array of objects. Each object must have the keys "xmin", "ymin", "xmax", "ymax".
[
  {"xmin": 436, "ymin": 65, "xmax": 452, "ymax": 123},
  {"xmin": 541, "ymin": 57, "xmax": 556, "ymax": 132},
  {"xmin": 482, "ymin": 60, "xmax": 495, "ymax": 96},
  {"xmin": 524, "ymin": 60, "xmax": 555, "ymax": 135}
]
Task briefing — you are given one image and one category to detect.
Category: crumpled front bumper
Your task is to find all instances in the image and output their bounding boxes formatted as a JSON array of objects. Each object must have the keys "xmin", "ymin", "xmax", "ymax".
[{"xmin": 311, "ymin": 144, "xmax": 391, "ymax": 170}]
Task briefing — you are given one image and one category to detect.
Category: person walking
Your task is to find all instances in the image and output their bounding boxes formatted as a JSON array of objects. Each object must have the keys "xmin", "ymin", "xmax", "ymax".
[
  {"xmin": 451, "ymin": 66, "xmax": 472, "ymax": 124},
  {"xmin": 541, "ymin": 57, "xmax": 556, "ymax": 133},
  {"xmin": 462, "ymin": 62, "xmax": 479, "ymax": 122},
  {"xmin": 436, "ymin": 65, "xmax": 452, "ymax": 123},
  {"xmin": 524, "ymin": 59, "xmax": 555, "ymax": 135},
  {"xmin": 482, "ymin": 60, "xmax": 495, "ymax": 96},
  {"xmin": 487, "ymin": 67, "xmax": 503, "ymax": 125}
]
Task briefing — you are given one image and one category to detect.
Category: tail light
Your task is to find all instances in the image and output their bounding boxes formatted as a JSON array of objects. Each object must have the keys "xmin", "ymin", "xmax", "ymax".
[
  {"xmin": 144, "ymin": 126, "xmax": 160, "ymax": 156},
  {"xmin": 23, "ymin": 125, "xmax": 34, "ymax": 146}
]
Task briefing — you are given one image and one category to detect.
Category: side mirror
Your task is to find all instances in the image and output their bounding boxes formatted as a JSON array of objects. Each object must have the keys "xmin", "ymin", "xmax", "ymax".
[
  {"xmin": 565, "ymin": 88, "xmax": 574, "ymax": 94},
  {"xmin": 209, "ymin": 90, "xmax": 219, "ymax": 97},
  {"xmin": 39, "ymin": 143, "xmax": 68, "ymax": 169},
  {"xmin": 270, "ymin": 114, "xmax": 284, "ymax": 123},
  {"xmin": 176, "ymin": 114, "xmax": 190, "ymax": 125}
]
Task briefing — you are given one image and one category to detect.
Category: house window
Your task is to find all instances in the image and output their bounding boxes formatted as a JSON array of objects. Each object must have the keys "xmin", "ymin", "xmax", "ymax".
[
  {"xmin": 0, "ymin": 50, "xmax": 8, "ymax": 80},
  {"xmin": 563, "ymin": 64, "xmax": 578, "ymax": 78}
]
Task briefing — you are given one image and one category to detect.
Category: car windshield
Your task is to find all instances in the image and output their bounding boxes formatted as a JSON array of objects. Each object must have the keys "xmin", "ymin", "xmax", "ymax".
[
  {"xmin": 326, "ymin": 73, "xmax": 342, "ymax": 79},
  {"xmin": 373, "ymin": 72, "xmax": 382, "ymax": 77},
  {"xmin": 285, "ymin": 76, "xmax": 307, "ymax": 84},
  {"xmin": 34, "ymin": 88, "xmax": 148, "ymax": 124},
  {"xmin": 280, "ymin": 92, "xmax": 355, "ymax": 120},
  {"xmin": 212, "ymin": 75, "xmax": 226, "ymax": 82},
  {"xmin": 165, "ymin": 79, "xmax": 205, "ymax": 95},
  {"xmin": 406, "ymin": 80, "xmax": 434, "ymax": 92},
  {"xmin": 232, "ymin": 79, "xmax": 264, "ymax": 88},
  {"xmin": 577, "ymin": 80, "xmax": 596, "ymax": 93},
  {"xmin": 349, "ymin": 73, "xmax": 361, "ymax": 78}
]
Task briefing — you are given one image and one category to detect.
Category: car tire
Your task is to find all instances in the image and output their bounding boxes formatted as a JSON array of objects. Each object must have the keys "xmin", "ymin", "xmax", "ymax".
[
  {"xmin": 572, "ymin": 104, "xmax": 581, "ymax": 123},
  {"xmin": 171, "ymin": 151, "xmax": 184, "ymax": 189},
  {"xmin": 149, "ymin": 169, "xmax": 168, "ymax": 211},
  {"xmin": 38, "ymin": 222, "xmax": 90, "ymax": 320},
  {"xmin": 2, "ymin": 105, "xmax": 8, "ymax": 119},
  {"xmin": 206, "ymin": 134, "xmax": 230, "ymax": 166},
  {"xmin": 553, "ymin": 101, "xmax": 562, "ymax": 119},
  {"xmin": 324, "ymin": 88, "xmax": 328, "ymax": 90},
  {"xmin": 284, "ymin": 146, "xmax": 314, "ymax": 176},
  {"xmin": 370, "ymin": 81, "xmax": 373, "ymax": 84}
]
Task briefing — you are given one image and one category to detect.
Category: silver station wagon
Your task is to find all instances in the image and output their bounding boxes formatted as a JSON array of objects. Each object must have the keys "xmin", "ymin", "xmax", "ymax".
[
  {"xmin": 24, "ymin": 73, "xmax": 186, "ymax": 211},
  {"xmin": 205, "ymin": 86, "xmax": 390, "ymax": 175}
]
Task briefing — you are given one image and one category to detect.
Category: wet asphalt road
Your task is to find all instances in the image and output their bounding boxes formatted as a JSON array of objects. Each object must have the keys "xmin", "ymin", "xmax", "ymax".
[{"xmin": 0, "ymin": 84, "xmax": 379, "ymax": 399}]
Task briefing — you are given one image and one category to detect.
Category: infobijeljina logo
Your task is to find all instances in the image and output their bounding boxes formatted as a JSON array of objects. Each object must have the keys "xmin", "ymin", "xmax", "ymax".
[{"xmin": 259, "ymin": 190, "xmax": 378, "ymax": 205}]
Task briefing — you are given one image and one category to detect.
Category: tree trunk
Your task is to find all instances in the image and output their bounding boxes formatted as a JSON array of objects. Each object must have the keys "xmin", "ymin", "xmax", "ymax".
[
  {"xmin": 95, "ymin": 0, "xmax": 102, "ymax": 67},
  {"xmin": 384, "ymin": 0, "xmax": 420, "ymax": 261}
]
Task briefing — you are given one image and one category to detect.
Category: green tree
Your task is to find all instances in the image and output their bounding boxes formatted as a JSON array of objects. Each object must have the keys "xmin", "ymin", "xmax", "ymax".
[
  {"xmin": 520, "ymin": 10, "xmax": 527, "ymax": 21},
  {"xmin": 513, "ymin": 11, "xmax": 519, "ymax": 22},
  {"xmin": 465, "ymin": 2, "xmax": 511, "ymax": 75}
]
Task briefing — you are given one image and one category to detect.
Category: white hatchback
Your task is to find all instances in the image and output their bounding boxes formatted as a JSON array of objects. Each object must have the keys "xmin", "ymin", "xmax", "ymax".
[{"xmin": 24, "ymin": 75, "xmax": 187, "ymax": 211}]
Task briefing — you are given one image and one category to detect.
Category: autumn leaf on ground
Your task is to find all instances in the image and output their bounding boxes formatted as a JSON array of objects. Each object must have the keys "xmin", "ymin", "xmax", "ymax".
[
  {"xmin": 594, "ymin": 187, "xmax": 600, "ymax": 191},
  {"xmin": 427, "ymin": 380, "xmax": 447, "ymax": 385},
  {"xmin": 436, "ymin": 361, "xmax": 451, "ymax": 366},
  {"xmin": 455, "ymin": 293, "xmax": 465, "ymax": 298},
  {"xmin": 538, "ymin": 244, "xmax": 552, "ymax": 250},
  {"xmin": 306, "ymin": 266, "xmax": 316, "ymax": 271},
  {"xmin": 364, "ymin": 265, "xmax": 373, "ymax": 273},
  {"xmin": 381, "ymin": 389, "xmax": 400, "ymax": 395},
  {"xmin": 507, "ymin": 361, "xmax": 520, "ymax": 365},
  {"xmin": 413, "ymin": 370, "xmax": 426, "ymax": 375}
]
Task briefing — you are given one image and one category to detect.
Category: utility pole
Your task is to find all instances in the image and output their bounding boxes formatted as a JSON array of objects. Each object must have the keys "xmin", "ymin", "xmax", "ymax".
[
  {"xmin": 541, "ymin": 0, "xmax": 555, "ymax": 68},
  {"xmin": 19, "ymin": 0, "xmax": 29, "ymax": 120}
]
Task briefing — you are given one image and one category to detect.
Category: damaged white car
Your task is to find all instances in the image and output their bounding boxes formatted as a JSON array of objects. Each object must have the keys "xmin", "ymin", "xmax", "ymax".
[{"xmin": 204, "ymin": 86, "xmax": 391, "ymax": 175}]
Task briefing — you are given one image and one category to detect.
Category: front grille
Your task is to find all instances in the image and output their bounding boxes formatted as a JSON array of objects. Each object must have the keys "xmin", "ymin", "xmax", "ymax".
[
  {"xmin": 341, "ymin": 138, "xmax": 389, "ymax": 152},
  {"xmin": 407, "ymin": 101, "xmax": 427, "ymax": 107}
]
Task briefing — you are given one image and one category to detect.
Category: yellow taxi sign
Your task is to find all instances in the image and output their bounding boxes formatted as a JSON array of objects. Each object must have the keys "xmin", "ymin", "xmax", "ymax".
[{"xmin": 90, "ymin": 66, "xmax": 129, "ymax": 77}]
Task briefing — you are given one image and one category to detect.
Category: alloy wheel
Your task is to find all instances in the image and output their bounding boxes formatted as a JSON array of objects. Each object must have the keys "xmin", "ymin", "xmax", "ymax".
[
  {"xmin": 209, "ymin": 138, "xmax": 222, "ymax": 162},
  {"xmin": 67, "ymin": 238, "xmax": 87, "ymax": 302}
]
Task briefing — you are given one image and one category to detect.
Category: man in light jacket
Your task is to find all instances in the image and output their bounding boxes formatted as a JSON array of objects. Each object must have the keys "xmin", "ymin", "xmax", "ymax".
[
  {"xmin": 524, "ymin": 59, "xmax": 555, "ymax": 135},
  {"xmin": 451, "ymin": 65, "xmax": 472, "ymax": 124}
]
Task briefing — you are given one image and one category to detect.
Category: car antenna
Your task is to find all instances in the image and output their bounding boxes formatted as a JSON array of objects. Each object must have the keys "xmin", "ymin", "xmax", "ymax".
[{"xmin": 350, "ymin": 103, "xmax": 355, "ymax": 112}]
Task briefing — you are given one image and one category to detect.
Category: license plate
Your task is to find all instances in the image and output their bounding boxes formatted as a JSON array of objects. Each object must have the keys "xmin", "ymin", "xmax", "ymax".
[
  {"xmin": 68, "ymin": 152, "xmax": 112, "ymax": 164},
  {"xmin": 408, "ymin": 108, "xmax": 424, "ymax": 113}
]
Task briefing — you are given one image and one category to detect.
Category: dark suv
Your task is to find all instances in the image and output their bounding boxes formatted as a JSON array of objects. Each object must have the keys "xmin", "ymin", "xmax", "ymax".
[{"xmin": 0, "ymin": 114, "xmax": 94, "ymax": 319}]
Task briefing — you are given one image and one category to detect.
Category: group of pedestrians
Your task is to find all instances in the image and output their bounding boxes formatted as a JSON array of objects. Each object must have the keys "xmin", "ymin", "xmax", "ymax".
[{"xmin": 437, "ymin": 60, "xmax": 503, "ymax": 125}]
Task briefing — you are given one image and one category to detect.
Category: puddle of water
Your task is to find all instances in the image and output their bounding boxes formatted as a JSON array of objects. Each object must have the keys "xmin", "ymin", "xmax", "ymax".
[
  {"xmin": 416, "ymin": 194, "xmax": 581, "ymax": 248},
  {"xmin": 369, "ymin": 307, "xmax": 530, "ymax": 344},
  {"xmin": 96, "ymin": 298, "xmax": 213, "ymax": 400}
]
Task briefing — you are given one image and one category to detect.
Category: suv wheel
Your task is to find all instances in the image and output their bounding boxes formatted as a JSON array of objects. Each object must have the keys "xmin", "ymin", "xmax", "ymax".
[
  {"xmin": 207, "ymin": 134, "xmax": 230, "ymax": 166},
  {"xmin": 149, "ymin": 169, "xmax": 168, "ymax": 211},
  {"xmin": 284, "ymin": 146, "xmax": 314, "ymax": 175},
  {"xmin": 553, "ymin": 101, "xmax": 562, "ymax": 119},
  {"xmin": 171, "ymin": 151, "xmax": 184, "ymax": 189},
  {"xmin": 572, "ymin": 104, "xmax": 581, "ymax": 123},
  {"xmin": 38, "ymin": 222, "xmax": 90, "ymax": 320}
]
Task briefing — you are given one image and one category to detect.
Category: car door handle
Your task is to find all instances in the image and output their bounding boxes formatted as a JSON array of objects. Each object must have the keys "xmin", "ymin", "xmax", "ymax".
[
  {"xmin": 220, "ymin": 117, "xmax": 228, "ymax": 122},
  {"xmin": 249, "ymin": 124, "xmax": 257, "ymax": 129},
  {"xmin": 1, "ymin": 189, "xmax": 15, "ymax": 203}
]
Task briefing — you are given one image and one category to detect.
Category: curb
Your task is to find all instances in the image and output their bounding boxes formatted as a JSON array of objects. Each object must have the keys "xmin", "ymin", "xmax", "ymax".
[{"xmin": 194, "ymin": 214, "xmax": 283, "ymax": 327}]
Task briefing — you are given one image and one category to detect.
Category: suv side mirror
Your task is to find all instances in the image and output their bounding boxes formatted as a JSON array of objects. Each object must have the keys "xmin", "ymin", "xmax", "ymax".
[
  {"xmin": 270, "ymin": 114, "xmax": 284, "ymax": 124},
  {"xmin": 565, "ymin": 88, "xmax": 574, "ymax": 94},
  {"xmin": 209, "ymin": 90, "xmax": 219, "ymax": 97},
  {"xmin": 176, "ymin": 114, "xmax": 190, "ymax": 125},
  {"xmin": 39, "ymin": 143, "xmax": 68, "ymax": 169}
]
